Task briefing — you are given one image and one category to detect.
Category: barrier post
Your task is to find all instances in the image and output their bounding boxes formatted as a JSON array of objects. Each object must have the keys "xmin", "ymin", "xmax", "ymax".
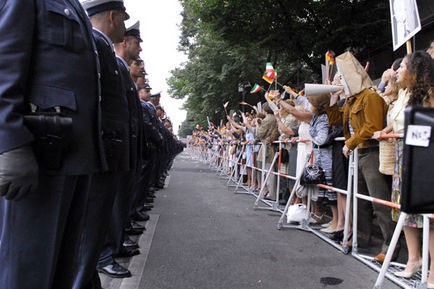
[
  {"xmin": 341, "ymin": 152, "xmax": 354, "ymax": 254},
  {"xmin": 226, "ymin": 144, "xmax": 243, "ymax": 186},
  {"xmin": 352, "ymin": 148, "xmax": 360, "ymax": 254},
  {"xmin": 253, "ymin": 151, "xmax": 279, "ymax": 210},
  {"xmin": 373, "ymin": 212, "xmax": 407, "ymax": 289},
  {"xmin": 421, "ymin": 215, "xmax": 430, "ymax": 285}
]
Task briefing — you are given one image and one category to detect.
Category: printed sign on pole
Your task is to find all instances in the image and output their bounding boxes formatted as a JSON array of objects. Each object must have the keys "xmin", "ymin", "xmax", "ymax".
[{"xmin": 389, "ymin": 0, "xmax": 421, "ymax": 51}]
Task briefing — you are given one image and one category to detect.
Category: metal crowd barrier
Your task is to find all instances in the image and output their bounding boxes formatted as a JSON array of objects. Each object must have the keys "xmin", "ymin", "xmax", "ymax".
[{"xmin": 187, "ymin": 134, "xmax": 433, "ymax": 289}]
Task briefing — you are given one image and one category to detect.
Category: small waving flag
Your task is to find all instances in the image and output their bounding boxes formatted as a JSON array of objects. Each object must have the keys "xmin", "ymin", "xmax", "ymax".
[
  {"xmin": 262, "ymin": 74, "xmax": 273, "ymax": 84},
  {"xmin": 250, "ymin": 84, "xmax": 263, "ymax": 94},
  {"xmin": 326, "ymin": 50, "xmax": 335, "ymax": 65},
  {"xmin": 196, "ymin": 124, "xmax": 203, "ymax": 130},
  {"xmin": 265, "ymin": 62, "xmax": 276, "ymax": 79},
  {"xmin": 223, "ymin": 101, "xmax": 229, "ymax": 109}
]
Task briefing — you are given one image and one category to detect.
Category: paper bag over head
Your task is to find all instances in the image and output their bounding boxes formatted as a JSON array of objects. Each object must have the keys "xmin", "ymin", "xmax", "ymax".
[{"xmin": 336, "ymin": 51, "xmax": 373, "ymax": 96}]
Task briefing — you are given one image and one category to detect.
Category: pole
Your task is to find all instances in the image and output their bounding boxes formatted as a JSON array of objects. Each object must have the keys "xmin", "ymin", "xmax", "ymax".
[{"xmin": 406, "ymin": 39, "xmax": 413, "ymax": 54}]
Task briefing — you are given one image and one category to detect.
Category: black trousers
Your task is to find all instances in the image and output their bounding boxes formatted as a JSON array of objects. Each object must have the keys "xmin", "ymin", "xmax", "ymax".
[
  {"xmin": 98, "ymin": 171, "xmax": 136, "ymax": 268},
  {"xmin": 130, "ymin": 160, "xmax": 151, "ymax": 216},
  {"xmin": 0, "ymin": 173, "xmax": 116, "ymax": 289}
]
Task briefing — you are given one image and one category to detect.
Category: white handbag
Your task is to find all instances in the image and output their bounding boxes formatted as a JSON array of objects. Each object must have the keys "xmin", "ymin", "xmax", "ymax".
[{"xmin": 286, "ymin": 203, "xmax": 308, "ymax": 223}]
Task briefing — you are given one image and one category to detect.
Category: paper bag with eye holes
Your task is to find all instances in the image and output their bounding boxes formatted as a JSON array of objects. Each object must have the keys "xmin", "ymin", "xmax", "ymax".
[{"xmin": 336, "ymin": 51, "xmax": 374, "ymax": 97}]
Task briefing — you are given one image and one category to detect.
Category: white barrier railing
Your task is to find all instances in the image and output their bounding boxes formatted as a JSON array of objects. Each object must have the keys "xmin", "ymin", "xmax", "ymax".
[{"xmin": 187, "ymin": 133, "xmax": 432, "ymax": 289}]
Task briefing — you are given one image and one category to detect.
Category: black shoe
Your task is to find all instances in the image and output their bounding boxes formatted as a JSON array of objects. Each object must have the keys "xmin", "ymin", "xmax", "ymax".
[
  {"xmin": 142, "ymin": 204, "xmax": 153, "ymax": 211},
  {"xmin": 114, "ymin": 246, "xmax": 140, "ymax": 258},
  {"xmin": 123, "ymin": 238, "xmax": 139, "ymax": 249},
  {"xmin": 329, "ymin": 230, "xmax": 344, "ymax": 242},
  {"xmin": 131, "ymin": 221, "xmax": 146, "ymax": 231},
  {"xmin": 155, "ymin": 183, "xmax": 164, "ymax": 189},
  {"xmin": 97, "ymin": 262, "xmax": 131, "ymax": 278},
  {"xmin": 125, "ymin": 227, "xmax": 144, "ymax": 236},
  {"xmin": 131, "ymin": 211, "xmax": 150, "ymax": 222}
]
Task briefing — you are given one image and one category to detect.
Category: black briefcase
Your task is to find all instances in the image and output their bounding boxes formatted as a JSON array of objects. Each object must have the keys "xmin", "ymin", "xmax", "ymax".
[{"xmin": 400, "ymin": 107, "xmax": 434, "ymax": 214}]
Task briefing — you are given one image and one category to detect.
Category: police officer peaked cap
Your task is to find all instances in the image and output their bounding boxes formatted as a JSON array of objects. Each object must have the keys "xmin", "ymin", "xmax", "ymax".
[
  {"xmin": 125, "ymin": 20, "xmax": 142, "ymax": 42},
  {"xmin": 150, "ymin": 92, "xmax": 161, "ymax": 98},
  {"xmin": 80, "ymin": 0, "xmax": 130, "ymax": 19},
  {"xmin": 143, "ymin": 83, "xmax": 152, "ymax": 90}
]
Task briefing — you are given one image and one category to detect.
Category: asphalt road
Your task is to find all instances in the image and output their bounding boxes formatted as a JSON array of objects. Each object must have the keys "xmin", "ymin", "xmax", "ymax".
[{"xmin": 108, "ymin": 151, "xmax": 402, "ymax": 289}]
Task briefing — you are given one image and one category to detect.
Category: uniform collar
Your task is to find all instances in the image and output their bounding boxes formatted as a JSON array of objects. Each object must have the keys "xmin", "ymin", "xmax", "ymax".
[
  {"xmin": 93, "ymin": 28, "xmax": 114, "ymax": 52},
  {"xmin": 115, "ymin": 55, "xmax": 129, "ymax": 71}
]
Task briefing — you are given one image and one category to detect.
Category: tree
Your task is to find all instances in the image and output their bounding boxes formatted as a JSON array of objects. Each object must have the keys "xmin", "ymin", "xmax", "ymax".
[{"xmin": 169, "ymin": 0, "xmax": 391, "ymax": 133}]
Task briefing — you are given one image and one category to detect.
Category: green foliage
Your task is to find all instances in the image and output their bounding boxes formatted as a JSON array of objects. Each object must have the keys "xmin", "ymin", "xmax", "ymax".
[{"xmin": 170, "ymin": 0, "xmax": 390, "ymax": 132}]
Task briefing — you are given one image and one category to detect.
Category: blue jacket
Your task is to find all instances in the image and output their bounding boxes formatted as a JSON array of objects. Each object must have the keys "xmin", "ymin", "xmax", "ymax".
[
  {"xmin": 93, "ymin": 29, "xmax": 130, "ymax": 172},
  {"xmin": 116, "ymin": 56, "xmax": 143, "ymax": 171},
  {"xmin": 0, "ymin": 0, "xmax": 106, "ymax": 174}
]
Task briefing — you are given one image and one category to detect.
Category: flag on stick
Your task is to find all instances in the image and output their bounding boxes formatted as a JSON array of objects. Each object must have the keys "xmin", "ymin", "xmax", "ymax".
[
  {"xmin": 250, "ymin": 84, "xmax": 263, "ymax": 94},
  {"xmin": 239, "ymin": 102, "xmax": 258, "ymax": 113},
  {"xmin": 325, "ymin": 50, "xmax": 335, "ymax": 83},
  {"xmin": 223, "ymin": 101, "xmax": 229, "ymax": 116},
  {"xmin": 326, "ymin": 51, "xmax": 335, "ymax": 65},
  {"xmin": 265, "ymin": 62, "xmax": 276, "ymax": 79},
  {"xmin": 262, "ymin": 74, "xmax": 273, "ymax": 84}
]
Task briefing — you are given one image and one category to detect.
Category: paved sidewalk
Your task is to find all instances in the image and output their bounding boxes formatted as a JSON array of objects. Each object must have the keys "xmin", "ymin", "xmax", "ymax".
[{"xmin": 100, "ymin": 152, "xmax": 400, "ymax": 289}]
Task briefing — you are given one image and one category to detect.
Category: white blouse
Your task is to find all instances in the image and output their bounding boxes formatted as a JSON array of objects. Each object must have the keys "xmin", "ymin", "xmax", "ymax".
[{"xmin": 389, "ymin": 89, "xmax": 410, "ymax": 133}]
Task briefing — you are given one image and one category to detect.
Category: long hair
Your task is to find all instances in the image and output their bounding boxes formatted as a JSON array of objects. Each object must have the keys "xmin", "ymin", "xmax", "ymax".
[
  {"xmin": 308, "ymin": 94, "xmax": 330, "ymax": 115},
  {"xmin": 406, "ymin": 51, "xmax": 434, "ymax": 107}
]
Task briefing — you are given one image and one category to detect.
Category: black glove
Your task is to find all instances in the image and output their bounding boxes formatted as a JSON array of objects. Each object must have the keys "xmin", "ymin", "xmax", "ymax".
[{"xmin": 0, "ymin": 146, "xmax": 39, "ymax": 201}]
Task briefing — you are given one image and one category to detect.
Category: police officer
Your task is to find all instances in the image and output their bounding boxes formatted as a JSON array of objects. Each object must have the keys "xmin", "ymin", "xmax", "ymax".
[
  {"xmin": 150, "ymin": 94, "xmax": 172, "ymax": 189},
  {"xmin": 97, "ymin": 20, "xmax": 145, "ymax": 278},
  {"xmin": 134, "ymin": 84, "xmax": 163, "ymax": 216},
  {"xmin": 0, "ymin": 1, "xmax": 107, "ymax": 288},
  {"xmin": 80, "ymin": 0, "xmax": 132, "ymax": 282}
]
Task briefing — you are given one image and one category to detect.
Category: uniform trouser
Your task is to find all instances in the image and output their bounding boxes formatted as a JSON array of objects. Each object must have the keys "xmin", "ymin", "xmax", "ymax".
[
  {"xmin": 158, "ymin": 151, "xmax": 169, "ymax": 177},
  {"xmin": 149, "ymin": 150, "xmax": 160, "ymax": 189},
  {"xmin": 0, "ymin": 173, "xmax": 116, "ymax": 289},
  {"xmin": 357, "ymin": 148, "xmax": 397, "ymax": 253},
  {"xmin": 130, "ymin": 160, "xmax": 152, "ymax": 216},
  {"xmin": 98, "ymin": 171, "xmax": 136, "ymax": 268},
  {"xmin": 143, "ymin": 150, "xmax": 160, "ymax": 188}
]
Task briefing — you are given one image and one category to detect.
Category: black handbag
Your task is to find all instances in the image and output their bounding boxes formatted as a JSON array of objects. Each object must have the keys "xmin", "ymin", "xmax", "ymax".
[
  {"xmin": 300, "ymin": 151, "xmax": 326, "ymax": 185},
  {"xmin": 280, "ymin": 148, "xmax": 290, "ymax": 164}
]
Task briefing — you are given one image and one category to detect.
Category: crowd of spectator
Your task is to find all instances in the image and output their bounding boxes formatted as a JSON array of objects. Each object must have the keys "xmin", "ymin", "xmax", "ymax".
[{"xmin": 189, "ymin": 40, "xmax": 434, "ymax": 286}]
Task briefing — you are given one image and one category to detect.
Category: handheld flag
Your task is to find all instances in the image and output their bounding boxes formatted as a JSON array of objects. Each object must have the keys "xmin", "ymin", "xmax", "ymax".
[
  {"xmin": 223, "ymin": 101, "xmax": 229, "ymax": 116},
  {"xmin": 262, "ymin": 74, "xmax": 273, "ymax": 84},
  {"xmin": 239, "ymin": 102, "xmax": 258, "ymax": 113},
  {"xmin": 250, "ymin": 84, "xmax": 263, "ymax": 94},
  {"xmin": 325, "ymin": 50, "xmax": 335, "ymax": 83},
  {"xmin": 326, "ymin": 51, "xmax": 335, "ymax": 65},
  {"xmin": 265, "ymin": 62, "xmax": 276, "ymax": 79}
]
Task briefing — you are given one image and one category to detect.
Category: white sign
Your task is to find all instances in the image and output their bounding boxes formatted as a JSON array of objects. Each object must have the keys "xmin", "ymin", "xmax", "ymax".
[
  {"xmin": 389, "ymin": 0, "xmax": 421, "ymax": 51},
  {"xmin": 405, "ymin": 125, "xmax": 432, "ymax": 147}
]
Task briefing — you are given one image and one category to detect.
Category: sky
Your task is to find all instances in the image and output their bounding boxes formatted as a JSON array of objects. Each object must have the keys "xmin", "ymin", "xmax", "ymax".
[{"xmin": 124, "ymin": 0, "xmax": 187, "ymax": 135}]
